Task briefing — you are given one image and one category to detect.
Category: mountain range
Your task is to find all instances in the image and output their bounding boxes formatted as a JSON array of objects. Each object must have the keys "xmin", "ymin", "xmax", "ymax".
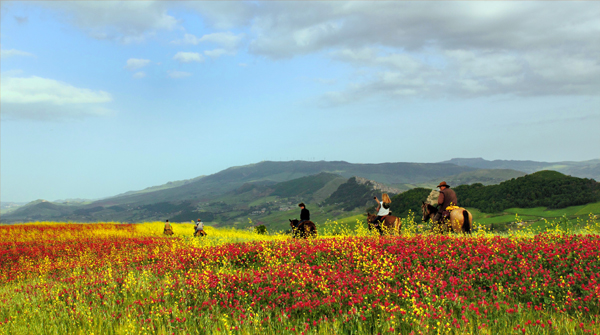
[{"xmin": 2, "ymin": 158, "xmax": 598, "ymax": 226}]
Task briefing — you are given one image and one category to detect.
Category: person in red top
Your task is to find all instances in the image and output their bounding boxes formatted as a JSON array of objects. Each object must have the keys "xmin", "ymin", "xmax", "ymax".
[{"xmin": 433, "ymin": 181, "xmax": 458, "ymax": 224}]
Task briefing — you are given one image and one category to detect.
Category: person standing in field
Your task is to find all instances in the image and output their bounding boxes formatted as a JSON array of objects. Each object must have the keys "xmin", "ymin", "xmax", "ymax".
[
  {"xmin": 433, "ymin": 181, "xmax": 458, "ymax": 224},
  {"xmin": 372, "ymin": 193, "xmax": 391, "ymax": 235}
]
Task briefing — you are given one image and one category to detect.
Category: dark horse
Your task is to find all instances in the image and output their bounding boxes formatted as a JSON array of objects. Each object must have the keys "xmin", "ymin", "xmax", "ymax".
[
  {"xmin": 289, "ymin": 219, "xmax": 317, "ymax": 238},
  {"xmin": 421, "ymin": 202, "xmax": 472, "ymax": 234},
  {"xmin": 366, "ymin": 213, "xmax": 402, "ymax": 235}
]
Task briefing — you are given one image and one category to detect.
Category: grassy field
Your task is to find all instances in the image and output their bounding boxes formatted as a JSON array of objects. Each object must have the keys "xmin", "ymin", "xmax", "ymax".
[
  {"xmin": 1, "ymin": 221, "xmax": 599, "ymax": 334},
  {"xmin": 187, "ymin": 200, "xmax": 600, "ymax": 237},
  {"xmin": 456, "ymin": 201, "xmax": 600, "ymax": 233}
]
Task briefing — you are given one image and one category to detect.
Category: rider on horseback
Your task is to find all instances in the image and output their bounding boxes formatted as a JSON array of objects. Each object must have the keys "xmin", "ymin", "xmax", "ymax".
[
  {"xmin": 372, "ymin": 193, "xmax": 391, "ymax": 235},
  {"xmin": 433, "ymin": 181, "xmax": 458, "ymax": 225},
  {"xmin": 298, "ymin": 203, "xmax": 310, "ymax": 225},
  {"xmin": 164, "ymin": 220, "xmax": 174, "ymax": 235}
]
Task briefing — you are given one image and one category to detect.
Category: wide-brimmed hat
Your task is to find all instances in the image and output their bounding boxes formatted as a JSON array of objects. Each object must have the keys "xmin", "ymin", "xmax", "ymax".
[
  {"xmin": 298, "ymin": 203, "xmax": 306, "ymax": 207},
  {"xmin": 197, "ymin": 219, "xmax": 202, "ymax": 221},
  {"xmin": 437, "ymin": 181, "xmax": 450, "ymax": 188}
]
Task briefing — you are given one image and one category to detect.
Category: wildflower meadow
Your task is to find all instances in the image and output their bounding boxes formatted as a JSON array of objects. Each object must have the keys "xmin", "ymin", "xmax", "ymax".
[{"xmin": 1, "ymin": 217, "xmax": 599, "ymax": 334}]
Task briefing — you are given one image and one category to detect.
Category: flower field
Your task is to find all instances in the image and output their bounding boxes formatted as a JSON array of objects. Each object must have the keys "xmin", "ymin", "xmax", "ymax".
[{"xmin": 1, "ymin": 221, "xmax": 599, "ymax": 334}]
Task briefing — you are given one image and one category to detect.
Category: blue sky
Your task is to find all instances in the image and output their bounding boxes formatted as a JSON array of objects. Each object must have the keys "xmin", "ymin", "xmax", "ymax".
[{"xmin": 1, "ymin": 1, "xmax": 599, "ymax": 203}]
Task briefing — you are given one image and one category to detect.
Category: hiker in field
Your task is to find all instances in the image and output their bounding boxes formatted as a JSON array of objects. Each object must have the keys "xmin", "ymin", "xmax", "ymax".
[
  {"xmin": 372, "ymin": 193, "xmax": 392, "ymax": 235},
  {"xmin": 194, "ymin": 219, "xmax": 206, "ymax": 237},
  {"xmin": 163, "ymin": 220, "xmax": 174, "ymax": 235},
  {"xmin": 433, "ymin": 181, "xmax": 458, "ymax": 224}
]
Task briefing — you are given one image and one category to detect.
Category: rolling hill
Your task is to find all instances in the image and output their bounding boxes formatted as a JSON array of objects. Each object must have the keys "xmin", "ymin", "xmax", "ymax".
[
  {"xmin": 4, "ymin": 159, "xmax": 594, "ymax": 225},
  {"xmin": 388, "ymin": 170, "xmax": 600, "ymax": 217},
  {"xmin": 443, "ymin": 158, "xmax": 600, "ymax": 180}
]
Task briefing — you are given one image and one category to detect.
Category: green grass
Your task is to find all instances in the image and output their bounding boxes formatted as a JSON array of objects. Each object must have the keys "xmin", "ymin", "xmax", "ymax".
[
  {"xmin": 248, "ymin": 196, "xmax": 278, "ymax": 207},
  {"xmin": 503, "ymin": 205, "xmax": 587, "ymax": 217},
  {"xmin": 463, "ymin": 201, "xmax": 600, "ymax": 228},
  {"xmin": 474, "ymin": 214, "xmax": 538, "ymax": 225},
  {"xmin": 576, "ymin": 202, "xmax": 600, "ymax": 216}
]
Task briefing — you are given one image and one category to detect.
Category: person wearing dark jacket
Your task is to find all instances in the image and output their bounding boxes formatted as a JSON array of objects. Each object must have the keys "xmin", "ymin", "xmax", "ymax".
[
  {"xmin": 433, "ymin": 181, "xmax": 458, "ymax": 224},
  {"xmin": 298, "ymin": 203, "xmax": 310, "ymax": 225}
]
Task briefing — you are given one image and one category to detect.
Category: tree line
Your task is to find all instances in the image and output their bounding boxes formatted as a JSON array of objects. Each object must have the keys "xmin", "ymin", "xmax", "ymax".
[{"xmin": 386, "ymin": 171, "xmax": 600, "ymax": 216}]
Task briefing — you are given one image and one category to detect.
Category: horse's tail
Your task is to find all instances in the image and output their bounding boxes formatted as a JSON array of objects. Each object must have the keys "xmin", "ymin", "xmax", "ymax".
[
  {"xmin": 395, "ymin": 217, "xmax": 401, "ymax": 233},
  {"xmin": 462, "ymin": 210, "xmax": 471, "ymax": 234}
]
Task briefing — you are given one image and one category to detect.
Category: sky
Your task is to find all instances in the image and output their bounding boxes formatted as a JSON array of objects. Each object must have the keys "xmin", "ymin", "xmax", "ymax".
[{"xmin": 1, "ymin": 1, "xmax": 599, "ymax": 203}]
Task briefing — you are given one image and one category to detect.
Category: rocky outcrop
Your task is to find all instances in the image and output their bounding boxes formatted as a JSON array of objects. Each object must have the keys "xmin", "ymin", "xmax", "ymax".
[{"xmin": 354, "ymin": 176, "xmax": 400, "ymax": 195}]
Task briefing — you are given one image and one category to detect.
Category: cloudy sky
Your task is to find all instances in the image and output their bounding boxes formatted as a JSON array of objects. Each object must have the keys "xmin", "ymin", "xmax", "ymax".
[{"xmin": 1, "ymin": 1, "xmax": 599, "ymax": 203}]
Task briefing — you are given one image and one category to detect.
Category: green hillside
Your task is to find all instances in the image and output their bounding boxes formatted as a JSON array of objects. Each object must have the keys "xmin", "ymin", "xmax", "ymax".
[
  {"xmin": 386, "ymin": 188, "xmax": 433, "ymax": 218},
  {"xmin": 434, "ymin": 169, "xmax": 526, "ymax": 187},
  {"xmin": 89, "ymin": 160, "xmax": 476, "ymax": 208},
  {"xmin": 444, "ymin": 158, "xmax": 600, "ymax": 181},
  {"xmin": 5, "ymin": 160, "xmax": 597, "ymax": 226},
  {"xmin": 271, "ymin": 172, "xmax": 343, "ymax": 198},
  {"xmin": 323, "ymin": 177, "xmax": 381, "ymax": 211},
  {"xmin": 455, "ymin": 170, "xmax": 600, "ymax": 213}
]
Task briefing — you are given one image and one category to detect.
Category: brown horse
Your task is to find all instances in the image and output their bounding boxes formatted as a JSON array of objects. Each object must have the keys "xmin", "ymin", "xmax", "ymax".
[
  {"xmin": 421, "ymin": 202, "xmax": 472, "ymax": 234},
  {"xmin": 163, "ymin": 223, "xmax": 174, "ymax": 236},
  {"xmin": 194, "ymin": 229, "xmax": 207, "ymax": 237},
  {"xmin": 289, "ymin": 219, "xmax": 317, "ymax": 238},
  {"xmin": 366, "ymin": 213, "xmax": 402, "ymax": 235}
]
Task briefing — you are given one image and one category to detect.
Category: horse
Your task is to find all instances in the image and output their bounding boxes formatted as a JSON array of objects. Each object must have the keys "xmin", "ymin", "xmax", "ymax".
[
  {"xmin": 366, "ymin": 213, "xmax": 402, "ymax": 235},
  {"xmin": 421, "ymin": 202, "xmax": 472, "ymax": 234},
  {"xmin": 194, "ymin": 229, "xmax": 207, "ymax": 237},
  {"xmin": 289, "ymin": 219, "xmax": 317, "ymax": 239},
  {"xmin": 163, "ymin": 223, "xmax": 174, "ymax": 236}
]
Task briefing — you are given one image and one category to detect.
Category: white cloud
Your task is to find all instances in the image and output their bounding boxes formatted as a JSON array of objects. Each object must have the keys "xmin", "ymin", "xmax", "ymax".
[
  {"xmin": 39, "ymin": 2, "xmax": 178, "ymax": 43},
  {"xmin": 171, "ymin": 33, "xmax": 203, "ymax": 45},
  {"xmin": 133, "ymin": 71, "xmax": 146, "ymax": 79},
  {"xmin": 204, "ymin": 49, "xmax": 233, "ymax": 58},
  {"xmin": 171, "ymin": 32, "xmax": 243, "ymax": 57},
  {"xmin": 1, "ymin": 48, "xmax": 35, "ymax": 58},
  {"xmin": 2, "ymin": 76, "xmax": 112, "ymax": 104},
  {"xmin": 186, "ymin": 1, "xmax": 597, "ymax": 99},
  {"xmin": 199, "ymin": 32, "xmax": 244, "ymax": 49},
  {"xmin": 125, "ymin": 58, "xmax": 151, "ymax": 70},
  {"xmin": 167, "ymin": 70, "xmax": 191, "ymax": 78},
  {"xmin": 173, "ymin": 52, "xmax": 204, "ymax": 63},
  {"xmin": 1, "ymin": 76, "xmax": 114, "ymax": 120},
  {"xmin": 182, "ymin": 2, "xmax": 256, "ymax": 29}
]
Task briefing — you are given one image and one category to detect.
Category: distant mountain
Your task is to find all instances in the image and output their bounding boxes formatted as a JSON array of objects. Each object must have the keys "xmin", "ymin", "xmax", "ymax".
[
  {"xmin": 88, "ymin": 160, "xmax": 477, "ymax": 208},
  {"xmin": 430, "ymin": 169, "xmax": 527, "ymax": 187},
  {"xmin": 4, "ymin": 159, "xmax": 596, "ymax": 224},
  {"xmin": 4, "ymin": 200, "xmax": 75, "ymax": 221},
  {"xmin": 271, "ymin": 172, "xmax": 345, "ymax": 200},
  {"xmin": 443, "ymin": 158, "xmax": 600, "ymax": 180},
  {"xmin": 112, "ymin": 175, "xmax": 206, "ymax": 198},
  {"xmin": 323, "ymin": 177, "xmax": 400, "ymax": 211}
]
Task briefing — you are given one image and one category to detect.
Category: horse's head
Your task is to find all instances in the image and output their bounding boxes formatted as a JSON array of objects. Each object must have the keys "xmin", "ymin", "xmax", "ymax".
[
  {"xmin": 366, "ymin": 212, "xmax": 377, "ymax": 223},
  {"xmin": 421, "ymin": 202, "xmax": 436, "ymax": 222},
  {"xmin": 289, "ymin": 219, "xmax": 299, "ymax": 228}
]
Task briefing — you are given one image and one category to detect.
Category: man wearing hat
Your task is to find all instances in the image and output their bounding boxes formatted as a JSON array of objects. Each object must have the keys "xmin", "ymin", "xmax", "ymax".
[{"xmin": 433, "ymin": 181, "xmax": 458, "ymax": 224}]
